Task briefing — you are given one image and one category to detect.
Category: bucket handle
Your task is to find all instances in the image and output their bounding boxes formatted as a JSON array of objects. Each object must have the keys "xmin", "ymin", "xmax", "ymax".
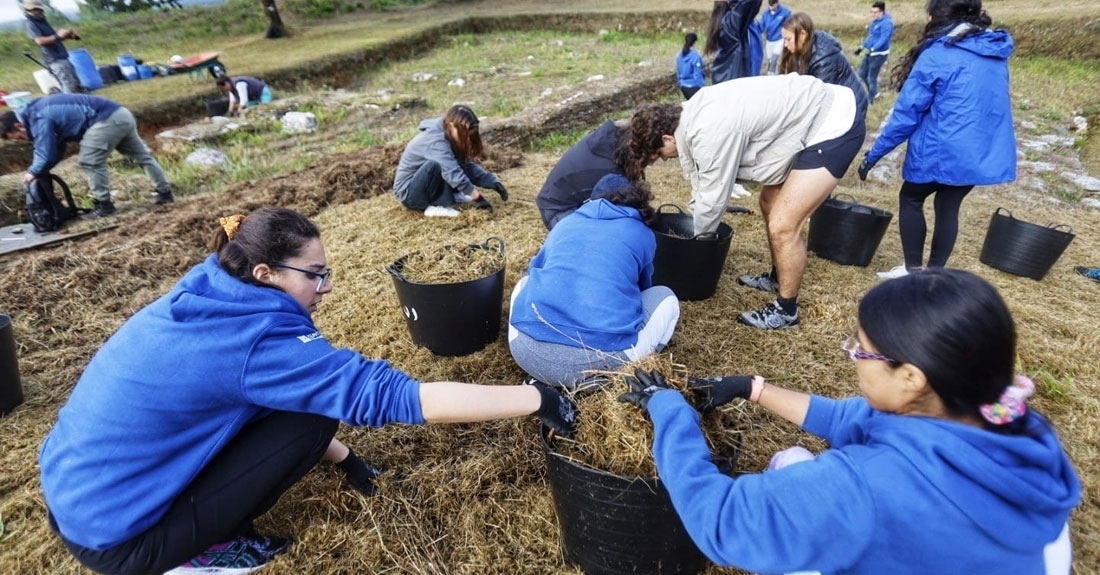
[
  {"xmin": 385, "ymin": 256, "xmax": 410, "ymax": 283},
  {"xmin": 693, "ymin": 231, "xmax": 721, "ymax": 241},
  {"xmin": 479, "ymin": 236, "xmax": 506, "ymax": 258},
  {"xmin": 656, "ymin": 204, "xmax": 686, "ymax": 215},
  {"xmin": 830, "ymin": 193, "xmax": 861, "ymax": 208},
  {"xmin": 1046, "ymin": 223, "xmax": 1074, "ymax": 234},
  {"xmin": 993, "ymin": 207, "xmax": 1014, "ymax": 219}
]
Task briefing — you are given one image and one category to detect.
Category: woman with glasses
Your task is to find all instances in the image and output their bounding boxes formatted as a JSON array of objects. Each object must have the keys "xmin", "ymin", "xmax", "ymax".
[
  {"xmin": 617, "ymin": 268, "xmax": 1080, "ymax": 573},
  {"xmin": 38, "ymin": 207, "xmax": 575, "ymax": 575}
]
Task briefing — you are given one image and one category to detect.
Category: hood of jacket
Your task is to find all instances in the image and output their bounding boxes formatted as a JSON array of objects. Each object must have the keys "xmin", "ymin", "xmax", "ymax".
[
  {"xmin": 808, "ymin": 30, "xmax": 844, "ymax": 69},
  {"xmin": 576, "ymin": 196, "xmax": 642, "ymax": 223},
  {"xmin": 936, "ymin": 24, "xmax": 1015, "ymax": 60}
]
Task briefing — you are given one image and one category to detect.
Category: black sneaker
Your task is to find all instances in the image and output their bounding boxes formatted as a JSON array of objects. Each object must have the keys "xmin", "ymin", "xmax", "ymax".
[
  {"xmin": 737, "ymin": 300, "xmax": 799, "ymax": 330},
  {"xmin": 151, "ymin": 190, "xmax": 175, "ymax": 205},
  {"xmin": 1075, "ymin": 266, "xmax": 1100, "ymax": 283},
  {"xmin": 737, "ymin": 272, "xmax": 779, "ymax": 294},
  {"xmin": 83, "ymin": 200, "xmax": 116, "ymax": 219},
  {"xmin": 238, "ymin": 529, "xmax": 293, "ymax": 559}
]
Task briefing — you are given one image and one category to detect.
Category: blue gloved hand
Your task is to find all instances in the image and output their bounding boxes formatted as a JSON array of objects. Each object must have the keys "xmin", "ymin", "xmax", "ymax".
[{"xmin": 617, "ymin": 368, "xmax": 673, "ymax": 410}]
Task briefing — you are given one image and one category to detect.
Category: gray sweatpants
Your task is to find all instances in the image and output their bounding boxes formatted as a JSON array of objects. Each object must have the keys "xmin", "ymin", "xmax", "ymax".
[
  {"xmin": 77, "ymin": 107, "xmax": 171, "ymax": 202},
  {"xmin": 49, "ymin": 59, "xmax": 80, "ymax": 94}
]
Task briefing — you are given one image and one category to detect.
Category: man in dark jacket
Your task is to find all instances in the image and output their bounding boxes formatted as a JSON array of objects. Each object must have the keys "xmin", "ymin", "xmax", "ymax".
[
  {"xmin": 0, "ymin": 94, "xmax": 175, "ymax": 218},
  {"xmin": 23, "ymin": 0, "xmax": 81, "ymax": 94}
]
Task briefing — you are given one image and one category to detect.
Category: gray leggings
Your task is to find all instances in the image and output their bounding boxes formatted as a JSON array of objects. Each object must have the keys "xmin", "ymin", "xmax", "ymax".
[{"xmin": 508, "ymin": 280, "xmax": 679, "ymax": 389}]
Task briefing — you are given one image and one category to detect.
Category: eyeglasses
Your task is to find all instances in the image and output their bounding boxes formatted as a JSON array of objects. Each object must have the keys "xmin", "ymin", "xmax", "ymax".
[
  {"xmin": 842, "ymin": 333, "xmax": 898, "ymax": 364},
  {"xmin": 271, "ymin": 263, "xmax": 333, "ymax": 293}
]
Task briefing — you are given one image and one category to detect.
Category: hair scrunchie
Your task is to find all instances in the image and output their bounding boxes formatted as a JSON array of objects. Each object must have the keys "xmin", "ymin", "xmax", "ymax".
[
  {"xmin": 219, "ymin": 214, "xmax": 246, "ymax": 240},
  {"xmin": 979, "ymin": 375, "xmax": 1035, "ymax": 425}
]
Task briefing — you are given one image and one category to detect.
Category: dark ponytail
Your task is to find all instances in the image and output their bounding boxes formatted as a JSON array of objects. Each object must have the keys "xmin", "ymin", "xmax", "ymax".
[{"xmin": 889, "ymin": 0, "xmax": 993, "ymax": 90}]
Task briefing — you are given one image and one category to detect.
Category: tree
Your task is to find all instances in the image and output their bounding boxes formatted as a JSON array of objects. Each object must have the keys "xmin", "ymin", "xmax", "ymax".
[{"xmin": 261, "ymin": 0, "xmax": 287, "ymax": 39}]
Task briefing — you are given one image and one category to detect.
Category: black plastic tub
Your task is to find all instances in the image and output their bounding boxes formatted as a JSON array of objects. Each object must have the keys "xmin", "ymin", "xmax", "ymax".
[
  {"xmin": 651, "ymin": 204, "xmax": 733, "ymax": 301},
  {"xmin": 979, "ymin": 207, "xmax": 1074, "ymax": 281},
  {"xmin": 807, "ymin": 194, "xmax": 893, "ymax": 267},
  {"xmin": 387, "ymin": 237, "xmax": 505, "ymax": 357},
  {"xmin": 0, "ymin": 313, "xmax": 23, "ymax": 417},
  {"xmin": 541, "ymin": 425, "xmax": 712, "ymax": 575},
  {"xmin": 205, "ymin": 97, "xmax": 229, "ymax": 117}
]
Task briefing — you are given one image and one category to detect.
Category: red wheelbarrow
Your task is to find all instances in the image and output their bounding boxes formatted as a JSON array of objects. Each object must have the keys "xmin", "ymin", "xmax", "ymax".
[{"xmin": 169, "ymin": 52, "xmax": 226, "ymax": 81}]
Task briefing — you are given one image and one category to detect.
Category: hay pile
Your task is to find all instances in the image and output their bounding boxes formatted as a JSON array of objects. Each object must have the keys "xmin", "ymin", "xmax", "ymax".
[
  {"xmin": 553, "ymin": 357, "xmax": 744, "ymax": 478},
  {"xmin": 396, "ymin": 241, "xmax": 506, "ymax": 284}
]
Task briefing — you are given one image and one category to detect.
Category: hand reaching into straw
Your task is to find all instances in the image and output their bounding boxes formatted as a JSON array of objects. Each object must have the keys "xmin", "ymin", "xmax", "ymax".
[
  {"xmin": 617, "ymin": 368, "xmax": 674, "ymax": 410},
  {"xmin": 687, "ymin": 375, "xmax": 764, "ymax": 411}
]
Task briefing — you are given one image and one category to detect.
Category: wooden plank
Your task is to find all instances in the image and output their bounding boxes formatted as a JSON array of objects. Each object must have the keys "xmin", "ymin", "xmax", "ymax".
[{"xmin": 0, "ymin": 222, "xmax": 117, "ymax": 258}]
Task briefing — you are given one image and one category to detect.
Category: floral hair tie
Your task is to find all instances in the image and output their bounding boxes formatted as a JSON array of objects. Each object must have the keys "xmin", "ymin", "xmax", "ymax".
[
  {"xmin": 979, "ymin": 375, "xmax": 1035, "ymax": 425},
  {"xmin": 219, "ymin": 214, "xmax": 246, "ymax": 240}
]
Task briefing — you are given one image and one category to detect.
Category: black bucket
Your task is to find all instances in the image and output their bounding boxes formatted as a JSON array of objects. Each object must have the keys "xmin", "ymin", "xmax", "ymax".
[
  {"xmin": 387, "ymin": 237, "xmax": 505, "ymax": 357},
  {"xmin": 807, "ymin": 194, "xmax": 893, "ymax": 267},
  {"xmin": 651, "ymin": 204, "xmax": 733, "ymax": 301},
  {"xmin": 0, "ymin": 314, "xmax": 24, "ymax": 417},
  {"xmin": 205, "ymin": 97, "xmax": 229, "ymax": 117},
  {"xmin": 979, "ymin": 207, "xmax": 1075, "ymax": 281},
  {"xmin": 541, "ymin": 425, "xmax": 714, "ymax": 575}
]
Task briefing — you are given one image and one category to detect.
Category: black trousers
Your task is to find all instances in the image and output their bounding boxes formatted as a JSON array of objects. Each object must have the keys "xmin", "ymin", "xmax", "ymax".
[
  {"xmin": 53, "ymin": 411, "xmax": 338, "ymax": 575},
  {"xmin": 898, "ymin": 180, "xmax": 974, "ymax": 268}
]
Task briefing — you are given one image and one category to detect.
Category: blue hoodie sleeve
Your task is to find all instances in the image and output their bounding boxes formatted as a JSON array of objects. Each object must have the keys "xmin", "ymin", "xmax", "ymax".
[
  {"xmin": 866, "ymin": 49, "xmax": 937, "ymax": 165},
  {"xmin": 800, "ymin": 395, "xmax": 877, "ymax": 447},
  {"xmin": 647, "ymin": 391, "xmax": 875, "ymax": 573},
  {"xmin": 28, "ymin": 116, "xmax": 63, "ymax": 176},
  {"xmin": 864, "ymin": 16, "xmax": 894, "ymax": 52},
  {"xmin": 242, "ymin": 322, "xmax": 425, "ymax": 427},
  {"xmin": 461, "ymin": 160, "xmax": 500, "ymax": 190}
]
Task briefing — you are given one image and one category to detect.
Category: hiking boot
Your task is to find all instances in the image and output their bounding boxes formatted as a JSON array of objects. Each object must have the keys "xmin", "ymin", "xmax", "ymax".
[
  {"xmin": 83, "ymin": 200, "xmax": 116, "ymax": 219},
  {"xmin": 737, "ymin": 271, "xmax": 779, "ymax": 294},
  {"xmin": 876, "ymin": 265, "xmax": 910, "ymax": 280},
  {"xmin": 737, "ymin": 300, "xmax": 799, "ymax": 330},
  {"xmin": 151, "ymin": 190, "xmax": 175, "ymax": 205},
  {"xmin": 163, "ymin": 537, "xmax": 271, "ymax": 574},
  {"xmin": 1075, "ymin": 266, "xmax": 1100, "ymax": 283}
]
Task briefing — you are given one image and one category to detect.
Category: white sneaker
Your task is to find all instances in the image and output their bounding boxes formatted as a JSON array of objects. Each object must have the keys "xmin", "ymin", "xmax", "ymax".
[
  {"xmin": 876, "ymin": 265, "xmax": 909, "ymax": 279},
  {"xmin": 424, "ymin": 205, "xmax": 460, "ymax": 218},
  {"xmin": 731, "ymin": 183, "xmax": 751, "ymax": 198}
]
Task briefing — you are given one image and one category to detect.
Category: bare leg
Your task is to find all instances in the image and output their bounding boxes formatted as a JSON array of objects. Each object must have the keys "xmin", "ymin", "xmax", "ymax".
[
  {"xmin": 765, "ymin": 168, "xmax": 839, "ymax": 299},
  {"xmin": 323, "ymin": 438, "xmax": 350, "ymax": 463}
]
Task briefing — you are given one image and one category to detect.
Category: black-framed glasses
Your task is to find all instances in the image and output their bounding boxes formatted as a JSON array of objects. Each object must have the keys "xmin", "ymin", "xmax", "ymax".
[
  {"xmin": 842, "ymin": 333, "xmax": 898, "ymax": 364},
  {"xmin": 271, "ymin": 263, "xmax": 332, "ymax": 293}
]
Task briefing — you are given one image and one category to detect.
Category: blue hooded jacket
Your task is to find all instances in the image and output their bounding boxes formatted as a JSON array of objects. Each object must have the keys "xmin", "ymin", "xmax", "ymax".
[
  {"xmin": 711, "ymin": 0, "xmax": 764, "ymax": 84},
  {"xmin": 676, "ymin": 47, "xmax": 706, "ymax": 89},
  {"xmin": 760, "ymin": 2, "xmax": 791, "ymax": 42},
  {"xmin": 860, "ymin": 13, "xmax": 894, "ymax": 53},
  {"xmin": 866, "ymin": 26, "xmax": 1016, "ymax": 185},
  {"xmin": 647, "ymin": 392, "xmax": 1081, "ymax": 574},
  {"xmin": 39, "ymin": 255, "xmax": 423, "ymax": 550},
  {"xmin": 17, "ymin": 93, "xmax": 121, "ymax": 176},
  {"xmin": 510, "ymin": 197, "xmax": 655, "ymax": 351}
]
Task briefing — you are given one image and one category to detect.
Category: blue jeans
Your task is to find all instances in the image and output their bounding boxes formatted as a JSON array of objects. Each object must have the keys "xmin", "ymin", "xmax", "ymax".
[{"xmin": 858, "ymin": 54, "xmax": 888, "ymax": 102}]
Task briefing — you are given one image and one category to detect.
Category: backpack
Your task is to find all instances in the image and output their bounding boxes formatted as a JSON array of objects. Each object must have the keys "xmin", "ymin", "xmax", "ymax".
[{"xmin": 25, "ymin": 173, "xmax": 82, "ymax": 233}]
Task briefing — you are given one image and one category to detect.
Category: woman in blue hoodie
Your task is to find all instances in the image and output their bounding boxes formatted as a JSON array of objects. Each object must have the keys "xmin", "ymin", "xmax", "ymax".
[
  {"xmin": 619, "ymin": 268, "xmax": 1081, "ymax": 574},
  {"xmin": 676, "ymin": 32, "xmax": 706, "ymax": 100},
  {"xmin": 38, "ymin": 207, "xmax": 574, "ymax": 575},
  {"xmin": 510, "ymin": 174, "xmax": 680, "ymax": 389},
  {"xmin": 858, "ymin": 0, "xmax": 1016, "ymax": 279}
]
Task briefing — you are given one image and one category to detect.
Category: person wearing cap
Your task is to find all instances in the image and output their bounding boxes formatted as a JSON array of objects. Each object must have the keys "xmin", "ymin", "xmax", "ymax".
[
  {"xmin": 0, "ymin": 93, "xmax": 176, "ymax": 218},
  {"xmin": 509, "ymin": 173, "xmax": 680, "ymax": 389},
  {"xmin": 23, "ymin": 0, "xmax": 82, "ymax": 94}
]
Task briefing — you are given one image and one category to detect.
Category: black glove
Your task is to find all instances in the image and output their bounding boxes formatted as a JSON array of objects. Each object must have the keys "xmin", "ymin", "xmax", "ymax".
[
  {"xmin": 617, "ymin": 368, "xmax": 673, "ymax": 410},
  {"xmin": 491, "ymin": 181, "xmax": 509, "ymax": 202},
  {"xmin": 857, "ymin": 156, "xmax": 874, "ymax": 181},
  {"xmin": 853, "ymin": 47, "xmax": 864, "ymax": 56},
  {"xmin": 687, "ymin": 375, "xmax": 754, "ymax": 412},
  {"xmin": 473, "ymin": 196, "xmax": 493, "ymax": 211},
  {"xmin": 528, "ymin": 378, "xmax": 577, "ymax": 439}
]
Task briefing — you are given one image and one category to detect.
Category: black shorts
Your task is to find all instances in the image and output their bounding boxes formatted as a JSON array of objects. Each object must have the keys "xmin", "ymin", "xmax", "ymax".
[{"xmin": 792, "ymin": 116, "xmax": 866, "ymax": 179}]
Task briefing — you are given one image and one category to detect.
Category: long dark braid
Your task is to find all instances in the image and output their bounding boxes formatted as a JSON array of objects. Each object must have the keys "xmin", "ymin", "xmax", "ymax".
[{"xmin": 889, "ymin": 0, "xmax": 993, "ymax": 90}]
